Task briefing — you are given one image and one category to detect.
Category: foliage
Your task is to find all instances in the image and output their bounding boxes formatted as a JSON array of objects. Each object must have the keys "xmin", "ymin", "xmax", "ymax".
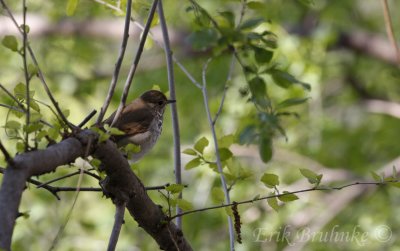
[{"xmin": 1, "ymin": 0, "xmax": 400, "ymax": 250}]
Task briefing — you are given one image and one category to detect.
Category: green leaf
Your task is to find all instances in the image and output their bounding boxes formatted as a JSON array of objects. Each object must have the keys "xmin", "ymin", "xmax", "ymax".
[
  {"xmin": 276, "ymin": 97, "xmax": 310, "ymax": 110},
  {"xmin": 300, "ymin": 168, "xmax": 322, "ymax": 184},
  {"xmin": 194, "ymin": 137, "xmax": 209, "ymax": 154},
  {"xmin": 124, "ymin": 143, "xmax": 141, "ymax": 154},
  {"xmin": 186, "ymin": 28, "xmax": 219, "ymax": 50},
  {"xmin": 109, "ymin": 127, "xmax": 125, "ymax": 135},
  {"xmin": 176, "ymin": 199, "xmax": 193, "ymax": 211},
  {"xmin": 259, "ymin": 136, "xmax": 273, "ymax": 163},
  {"xmin": 66, "ymin": 0, "xmax": 79, "ymax": 16},
  {"xmin": 211, "ymin": 187, "xmax": 225, "ymax": 203},
  {"xmin": 218, "ymin": 134, "xmax": 234, "ymax": 148},
  {"xmin": 239, "ymin": 125, "xmax": 257, "ymax": 145},
  {"xmin": 185, "ymin": 157, "xmax": 202, "ymax": 170},
  {"xmin": 36, "ymin": 130, "xmax": 48, "ymax": 141},
  {"xmin": 278, "ymin": 191, "xmax": 299, "ymax": 202},
  {"xmin": 27, "ymin": 64, "xmax": 38, "ymax": 77},
  {"xmin": 14, "ymin": 83, "xmax": 35, "ymax": 100},
  {"xmin": 248, "ymin": 77, "xmax": 269, "ymax": 107},
  {"xmin": 2, "ymin": 35, "xmax": 18, "ymax": 52},
  {"xmin": 166, "ymin": 184, "xmax": 185, "ymax": 194},
  {"xmin": 261, "ymin": 173, "xmax": 279, "ymax": 188},
  {"xmin": 270, "ymin": 69, "xmax": 311, "ymax": 90},
  {"xmin": 218, "ymin": 148, "xmax": 233, "ymax": 161},
  {"xmin": 267, "ymin": 195, "xmax": 279, "ymax": 212},
  {"xmin": 5, "ymin": 120, "xmax": 21, "ymax": 130},
  {"xmin": 252, "ymin": 46, "xmax": 273, "ymax": 64},
  {"xmin": 219, "ymin": 11, "xmax": 235, "ymax": 28},
  {"xmin": 371, "ymin": 171, "xmax": 382, "ymax": 182},
  {"xmin": 16, "ymin": 141, "xmax": 25, "ymax": 152},
  {"xmin": 30, "ymin": 101, "xmax": 40, "ymax": 112},
  {"xmin": 47, "ymin": 127, "xmax": 60, "ymax": 140},
  {"xmin": 182, "ymin": 148, "xmax": 198, "ymax": 156},
  {"xmin": 20, "ymin": 24, "xmax": 30, "ymax": 34},
  {"xmin": 239, "ymin": 18, "xmax": 264, "ymax": 30},
  {"xmin": 26, "ymin": 123, "xmax": 43, "ymax": 133},
  {"xmin": 247, "ymin": 1, "xmax": 265, "ymax": 10}
]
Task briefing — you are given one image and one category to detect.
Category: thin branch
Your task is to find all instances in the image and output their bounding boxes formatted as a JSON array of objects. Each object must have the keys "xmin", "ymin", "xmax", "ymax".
[
  {"xmin": 157, "ymin": 0, "xmax": 183, "ymax": 229},
  {"xmin": 110, "ymin": 0, "xmax": 159, "ymax": 128},
  {"xmin": 0, "ymin": 141, "xmax": 13, "ymax": 166},
  {"xmin": 212, "ymin": 55, "xmax": 235, "ymax": 125},
  {"xmin": 78, "ymin": 110, "xmax": 97, "ymax": 128},
  {"xmin": 96, "ymin": 0, "xmax": 132, "ymax": 124},
  {"xmin": 0, "ymin": 83, "xmax": 25, "ymax": 110},
  {"xmin": 21, "ymin": 0, "xmax": 30, "ymax": 151},
  {"xmin": 201, "ymin": 58, "xmax": 235, "ymax": 251},
  {"xmin": 170, "ymin": 180, "xmax": 397, "ymax": 220},
  {"xmin": 107, "ymin": 202, "xmax": 126, "ymax": 251},
  {"xmin": 36, "ymin": 169, "xmax": 100, "ymax": 188},
  {"xmin": 0, "ymin": 0, "xmax": 74, "ymax": 130},
  {"xmin": 380, "ymin": 0, "xmax": 400, "ymax": 65}
]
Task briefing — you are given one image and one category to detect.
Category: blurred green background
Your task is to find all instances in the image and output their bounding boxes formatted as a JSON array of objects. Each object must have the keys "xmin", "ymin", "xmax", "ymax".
[{"xmin": 1, "ymin": 0, "xmax": 400, "ymax": 250}]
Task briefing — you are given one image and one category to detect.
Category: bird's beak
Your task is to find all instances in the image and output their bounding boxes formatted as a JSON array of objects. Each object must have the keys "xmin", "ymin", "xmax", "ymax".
[{"xmin": 167, "ymin": 99, "xmax": 176, "ymax": 104}]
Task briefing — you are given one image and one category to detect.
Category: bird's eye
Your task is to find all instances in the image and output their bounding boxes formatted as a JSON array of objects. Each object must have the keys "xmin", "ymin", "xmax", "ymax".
[{"xmin": 158, "ymin": 101, "xmax": 164, "ymax": 105}]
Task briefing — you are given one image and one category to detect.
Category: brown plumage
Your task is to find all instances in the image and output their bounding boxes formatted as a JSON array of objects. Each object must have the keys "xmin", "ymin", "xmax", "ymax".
[{"xmin": 103, "ymin": 90, "xmax": 175, "ymax": 161}]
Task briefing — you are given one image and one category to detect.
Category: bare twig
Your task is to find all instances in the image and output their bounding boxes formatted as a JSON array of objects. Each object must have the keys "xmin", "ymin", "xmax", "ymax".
[
  {"xmin": 380, "ymin": 0, "xmax": 400, "ymax": 65},
  {"xmin": 110, "ymin": 0, "xmax": 159, "ymax": 128},
  {"xmin": 0, "ymin": 84, "xmax": 25, "ymax": 110},
  {"xmin": 170, "ymin": 180, "xmax": 398, "ymax": 220},
  {"xmin": 201, "ymin": 58, "xmax": 235, "ymax": 251},
  {"xmin": 157, "ymin": 0, "xmax": 183, "ymax": 228},
  {"xmin": 107, "ymin": 202, "xmax": 126, "ymax": 251},
  {"xmin": 36, "ymin": 169, "xmax": 100, "ymax": 188},
  {"xmin": 0, "ymin": 141, "xmax": 13, "ymax": 165},
  {"xmin": 0, "ymin": 0, "xmax": 74, "ymax": 130},
  {"xmin": 78, "ymin": 110, "xmax": 97, "ymax": 128},
  {"xmin": 21, "ymin": 0, "xmax": 31, "ymax": 151},
  {"xmin": 96, "ymin": 0, "xmax": 132, "ymax": 124},
  {"xmin": 212, "ymin": 55, "xmax": 235, "ymax": 125}
]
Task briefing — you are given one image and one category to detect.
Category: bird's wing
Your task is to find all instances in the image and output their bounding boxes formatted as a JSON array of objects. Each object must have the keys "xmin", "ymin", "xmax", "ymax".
[{"xmin": 115, "ymin": 107, "xmax": 153, "ymax": 135}]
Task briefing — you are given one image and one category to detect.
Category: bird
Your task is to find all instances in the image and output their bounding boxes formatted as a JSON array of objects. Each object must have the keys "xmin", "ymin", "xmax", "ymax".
[{"xmin": 103, "ymin": 90, "xmax": 175, "ymax": 162}]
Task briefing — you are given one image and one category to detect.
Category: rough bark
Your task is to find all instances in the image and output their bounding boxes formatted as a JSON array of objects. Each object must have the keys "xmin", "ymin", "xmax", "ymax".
[{"xmin": 0, "ymin": 130, "xmax": 192, "ymax": 251}]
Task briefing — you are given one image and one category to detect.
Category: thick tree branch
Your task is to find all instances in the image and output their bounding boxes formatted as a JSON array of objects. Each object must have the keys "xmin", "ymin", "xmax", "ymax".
[
  {"xmin": 94, "ymin": 140, "xmax": 193, "ymax": 251},
  {"xmin": 0, "ymin": 134, "xmax": 87, "ymax": 249}
]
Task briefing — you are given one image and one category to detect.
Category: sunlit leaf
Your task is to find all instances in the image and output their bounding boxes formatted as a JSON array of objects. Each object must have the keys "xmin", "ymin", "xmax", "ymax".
[
  {"xmin": 370, "ymin": 171, "xmax": 382, "ymax": 182},
  {"xmin": 278, "ymin": 191, "xmax": 299, "ymax": 202},
  {"xmin": 267, "ymin": 195, "xmax": 279, "ymax": 212},
  {"xmin": 166, "ymin": 184, "xmax": 185, "ymax": 194},
  {"xmin": 66, "ymin": 0, "xmax": 79, "ymax": 16},
  {"xmin": 194, "ymin": 137, "xmax": 209, "ymax": 154},
  {"xmin": 211, "ymin": 187, "xmax": 225, "ymax": 203},
  {"xmin": 300, "ymin": 168, "xmax": 322, "ymax": 184},
  {"xmin": 261, "ymin": 173, "xmax": 279, "ymax": 188},
  {"xmin": 177, "ymin": 199, "xmax": 193, "ymax": 211},
  {"xmin": 5, "ymin": 120, "xmax": 21, "ymax": 130},
  {"xmin": 218, "ymin": 148, "xmax": 233, "ymax": 161},
  {"xmin": 185, "ymin": 157, "xmax": 202, "ymax": 170},
  {"xmin": 183, "ymin": 148, "xmax": 198, "ymax": 156},
  {"xmin": 218, "ymin": 134, "xmax": 234, "ymax": 148}
]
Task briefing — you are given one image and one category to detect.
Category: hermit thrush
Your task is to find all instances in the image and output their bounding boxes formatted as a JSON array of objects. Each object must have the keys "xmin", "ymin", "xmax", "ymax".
[{"xmin": 103, "ymin": 90, "xmax": 175, "ymax": 162}]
